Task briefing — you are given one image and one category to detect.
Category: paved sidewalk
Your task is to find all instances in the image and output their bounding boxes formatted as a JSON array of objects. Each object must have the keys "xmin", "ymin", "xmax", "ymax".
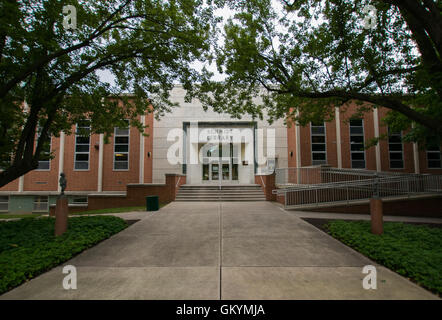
[{"xmin": 1, "ymin": 202, "xmax": 439, "ymax": 299}]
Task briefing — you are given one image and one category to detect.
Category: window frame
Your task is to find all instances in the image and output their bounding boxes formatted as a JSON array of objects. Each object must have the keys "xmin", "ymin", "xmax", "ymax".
[
  {"xmin": 74, "ymin": 121, "xmax": 91, "ymax": 171},
  {"xmin": 388, "ymin": 128, "xmax": 404, "ymax": 169},
  {"xmin": 113, "ymin": 120, "xmax": 130, "ymax": 171},
  {"xmin": 35, "ymin": 126, "xmax": 51, "ymax": 171},
  {"xmin": 0, "ymin": 196, "xmax": 9, "ymax": 212},
  {"xmin": 33, "ymin": 196, "xmax": 49, "ymax": 212},
  {"xmin": 310, "ymin": 121, "xmax": 327, "ymax": 166},
  {"xmin": 349, "ymin": 119, "xmax": 366, "ymax": 169},
  {"xmin": 426, "ymin": 146, "xmax": 442, "ymax": 169},
  {"xmin": 71, "ymin": 196, "xmax": 88, "ymax": 205}
]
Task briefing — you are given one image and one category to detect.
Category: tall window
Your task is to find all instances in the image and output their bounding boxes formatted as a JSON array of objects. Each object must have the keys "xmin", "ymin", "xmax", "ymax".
[
  {"xmin": 114, "ymin": 120, "xmax": 130, "ymax": 170},
  {"xmin": 311, "ymin": 121, "xmax": 327, "ymax": 165},
  {"xmin": 349, "ymin": 119, "xmax": 365, "ymax": 168},
  {"xmin": 427, "ymin": 146, "xmax": 442, "ymax": 168},
  {"xmin": 36, "ymin": 126, "xmax": 51, "ymax": 170},
  {"xmin": 388, "ymin": 128, "xmax": 404, "ymax": 169},
  {"xmin": 74, "ymin": 121, "xmax": 91, "ymax": 170}
]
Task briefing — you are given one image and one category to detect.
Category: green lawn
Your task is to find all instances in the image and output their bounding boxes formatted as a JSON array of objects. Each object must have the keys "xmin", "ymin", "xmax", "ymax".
[
  {"xmin": 0, "ymin": 214, "xmax": 42, "ymax": 220},
  {"xmin": 70, "ymin": 206, "xmax": 146, "ymax": 215},
  {"xmin": 326, "ymin": 220, "xmax": 442, "ymax": 295},
  {"xmin": 70, "ymin": 203, "xmax": 167, "ymax": 215},
  {"xmin": 0, "ymin": 216, "xmax": 127, "ymax": 295}
]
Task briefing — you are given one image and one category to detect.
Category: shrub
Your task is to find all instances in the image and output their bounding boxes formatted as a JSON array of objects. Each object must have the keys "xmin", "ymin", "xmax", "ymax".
[
  {"xmin": 326, "ymin": 221, "xmax": 442, "ymax": 295},
  {"xmin": 0, "ymin": 216, "xmax": 127, "ymax": 294}
]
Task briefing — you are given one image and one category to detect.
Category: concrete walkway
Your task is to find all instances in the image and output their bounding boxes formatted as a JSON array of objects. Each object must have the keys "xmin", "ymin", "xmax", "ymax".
[{"xmin": 1, "ymin": 202, "xmax": 439, "ymax": 300}]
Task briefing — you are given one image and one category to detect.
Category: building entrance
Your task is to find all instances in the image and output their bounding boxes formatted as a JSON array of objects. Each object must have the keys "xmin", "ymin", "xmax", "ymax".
[{"xmin": 202, "ymin": 143, "xmax": 239, "ymax": 183}]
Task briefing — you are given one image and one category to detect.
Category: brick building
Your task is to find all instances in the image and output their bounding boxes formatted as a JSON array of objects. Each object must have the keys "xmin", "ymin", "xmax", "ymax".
[{"xmin": 1, "ymin": 86, "xmax": 441, "ymax": 214}]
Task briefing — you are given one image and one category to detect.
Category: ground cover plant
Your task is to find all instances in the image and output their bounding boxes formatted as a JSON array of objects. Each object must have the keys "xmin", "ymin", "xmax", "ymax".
[
  {"xmin": 0, "ymin": 216, "xmax": 127, "ymax": 294},
  {"xmin": 326, "ymin": 220, "xmax": 442, "ymax": 295}
]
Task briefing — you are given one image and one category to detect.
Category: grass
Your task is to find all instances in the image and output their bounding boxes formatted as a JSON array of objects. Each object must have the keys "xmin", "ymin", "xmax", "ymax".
[
  {"xmin": 0, "ymin": 204, "xmax": 168, "ymax": 219},
  {"xmin": 70, "ymin": 203, "xmax": 167, "ymax": 215},
  {"xmin": 70, "ymin": 203, "xmax": 166, "ymax": 215},
  {"xmin": 0, "ymin": 216, "xmax": 128, "ymax": 295},
  {"xmin": 69, "ymin": 206, "xmax": 146, "ymax": 215},
  {"xmin": 325, "ymin": 220, "xmax": 442, "ymax": 295},
  {"xmin": 0, "ymin": 214, "xmax": 42, "ymax": 220}
]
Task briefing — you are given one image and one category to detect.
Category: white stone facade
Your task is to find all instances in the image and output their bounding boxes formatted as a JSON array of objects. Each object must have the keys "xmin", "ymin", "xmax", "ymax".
[{"xmin": 152, "ymin": 86, "xmax": 288, "ymax": 184}]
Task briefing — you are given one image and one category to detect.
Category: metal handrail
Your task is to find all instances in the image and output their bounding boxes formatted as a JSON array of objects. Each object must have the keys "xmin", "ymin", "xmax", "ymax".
[{"xmin": 274, "ymin": 169, "xmax": 442, "ymax": 208}]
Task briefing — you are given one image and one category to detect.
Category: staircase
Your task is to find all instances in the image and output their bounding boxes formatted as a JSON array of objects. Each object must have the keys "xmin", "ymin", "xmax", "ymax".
[{"xmin": 175, "ymin": 184, "xmax": 266, "ymax": 202}]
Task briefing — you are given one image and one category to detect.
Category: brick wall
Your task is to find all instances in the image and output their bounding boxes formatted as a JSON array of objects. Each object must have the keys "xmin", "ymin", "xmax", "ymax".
[
  {"xmin": 303, "ymin": 196, "xmax": 442, "ymax": 218},
  {"xmin": 49, "ymin": 173, "xmax": 185, "ymax": 215},
  {"xmin": 1, "ymin": 111, "xmax": 155, "ymax": 193},
  {"xmin": 255, "ymin": 173, "xmax": 276, "ymax": 201}
]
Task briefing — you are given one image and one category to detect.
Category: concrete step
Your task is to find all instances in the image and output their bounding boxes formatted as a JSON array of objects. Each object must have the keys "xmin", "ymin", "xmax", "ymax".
[
  {"xmin": 176, "ymin": 194, "xmax": 265, "ymax": 199},
  {"xmin": 180, "ymin": 185, "xmax": 262, "ymax": 190},
  {"xmin": 175, "ymin": 198, "xmax": 266, "ymax": 202},
  {"xmin": 176, "ymin": 184, "xmax": 266, "ymax": 202},
  {"xmin": 177, "ymin": 191, "xmax": 264, "ymax": 195}
]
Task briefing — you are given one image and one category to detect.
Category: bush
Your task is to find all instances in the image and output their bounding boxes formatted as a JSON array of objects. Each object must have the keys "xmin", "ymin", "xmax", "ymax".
[
  {"xmin": 326, "ymin": 220, "xmax": 442, "ymax": 295},
  {"xmin": 0, "ymin": 216, "xmax": 127, "ymax": 294}
]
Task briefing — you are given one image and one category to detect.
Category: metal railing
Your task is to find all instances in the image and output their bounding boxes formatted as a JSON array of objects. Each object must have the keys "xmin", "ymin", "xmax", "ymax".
[
  {"xmin": 275, "ymin": 166, "xmax": 410, "ymax": 187},
  {"xmin": 274, "ymin": 167, "xmax": 442, "ymax": 209}
]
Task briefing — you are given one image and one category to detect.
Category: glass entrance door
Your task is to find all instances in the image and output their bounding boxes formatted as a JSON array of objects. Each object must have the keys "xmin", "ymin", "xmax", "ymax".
[
  {"xmin": 222, "ymin": 162, "xmax": 230, "ymax": 180},
  {"xmin": 211, "ymin": 161, "xmax": 219, "ymax": 180},
  {"xmin": 201, "ymin": 141, "xmax": 239, "ymax": 183}
]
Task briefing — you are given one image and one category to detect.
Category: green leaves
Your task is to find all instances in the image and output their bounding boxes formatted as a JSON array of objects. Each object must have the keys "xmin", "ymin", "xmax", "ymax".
[
  {"xmin": 198, "ymin": 0, "xmax": 442, "ymax": 144},
  {"xmin": 0, "ymin": 216, "xmax": 128, "ymax": 294},
  {"xmin": 0, "ymin": 0, "xmax": 217, "ymax": 186},
  {"xmin": 327, "ymin": 220, "xmax": 442, "ymax": 295}
]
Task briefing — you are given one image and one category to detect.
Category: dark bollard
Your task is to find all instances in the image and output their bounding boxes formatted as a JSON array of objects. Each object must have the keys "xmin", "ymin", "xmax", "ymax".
[
  {"xmin": 55, "ymin": 172, "xmax": 68, "ymax": 236},
  {"xmin": 55, "ymin": 195, "xmax": 69, "ymax": 236},
  {"xmin": 370, "ymin": 197, "xmax": 383, "ymax": 235}
]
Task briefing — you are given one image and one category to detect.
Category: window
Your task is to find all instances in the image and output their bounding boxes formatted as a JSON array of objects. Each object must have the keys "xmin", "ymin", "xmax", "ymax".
[
  {"xmin": 427, "ymin": 146, "xmax": 442, "ymax": 168},
  {"xmin": 72, "ymin": 196, "xmax": 88, "ymax": 204},
  {"xmin": 349, "ymin": 119, "xmax": 365, "ymax": 168},
  {"xmin": 74, "ymin": 121, "xmax": 91, "ymax": 170},
  {"xmin": 36, "ymin": 126, "xmax": 51, "ymax": 170},
  {"xmin": 0, "ymin": 196, "xmax": 8, "ymax": 212},
  {"xmin": 311, "ymin": 121, "xmax": 327, "ymax": 165},
  {"xmin": 114, "ymin": 120, "xmax": 129, "ymax": 170},
  {"xmin": 388, "ymin": 128, "xmax": 404, "ymax": 169},
  {"xmin": 33, "ymin": 196, "xmax": 48, "ymax": 212}
]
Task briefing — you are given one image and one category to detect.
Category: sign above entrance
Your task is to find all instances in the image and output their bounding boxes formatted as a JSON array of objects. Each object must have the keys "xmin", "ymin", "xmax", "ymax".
[{"xmin": 204, "ymin": 128, "xmax": 234, "ymax": 143}]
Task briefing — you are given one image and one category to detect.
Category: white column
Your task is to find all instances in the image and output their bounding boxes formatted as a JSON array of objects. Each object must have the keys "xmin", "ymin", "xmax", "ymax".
[
  {"xmin": 412, "ymin": 124, "xmax": 420, "ymax": 174},
  {"xmin": 295, "ymin": 119, "xmax": 302, "ymax": 184},
  {"xmin": 57, "ymin": 132, "xmax": 65, "ymax": 193},
  {"xmin": 335, "ymin": 107, "xmax": 342, "ymax": 168},
  {"xmin": 139, "ymin": 114, "xmax": 145, "ymax": 184},
  {"xmin": 97, "ymin": 133, "xmax": 104, "ymax": 192},
  {"xmin": 373, "ymin": 108, "xmax": 381, "ymax": 172},
  {"xmin": 295, "ymin": 121, "xmax": 301, "ymax": 168},
  {"xmin": 19, "ymin": 101, "xmax": 30, "ymax": 192},
  {"xmin": 18, "ymin": 176, "xmax": 24, "ymax": 192},
  {"xmin": 413, "ymin": 142, "xmax": 420, "ymax": 174}
]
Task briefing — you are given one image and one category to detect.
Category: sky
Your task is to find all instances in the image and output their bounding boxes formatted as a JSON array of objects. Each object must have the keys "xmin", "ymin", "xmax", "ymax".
[{"xmin": 96, "ymin": 0, "xmax": 286, "ymax": 86}]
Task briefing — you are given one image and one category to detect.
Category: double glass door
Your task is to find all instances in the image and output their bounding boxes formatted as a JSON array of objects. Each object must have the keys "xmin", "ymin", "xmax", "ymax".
[
  {"xmin": 202, "ymin": 143, "xmax": 239, "ymax": 182},
  {"xmin": 210, "ymin": 160, "xmax": 232, "ymax": 181}
]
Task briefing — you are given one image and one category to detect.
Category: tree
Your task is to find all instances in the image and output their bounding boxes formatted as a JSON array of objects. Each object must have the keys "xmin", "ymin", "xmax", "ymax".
[
  {"xmin": 0, "ymin": 0, "xmax": 217, "ymax": 188},
  {"xmin": 198, "ymin": 0, "xmax": 442, "ymax": 146}
]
